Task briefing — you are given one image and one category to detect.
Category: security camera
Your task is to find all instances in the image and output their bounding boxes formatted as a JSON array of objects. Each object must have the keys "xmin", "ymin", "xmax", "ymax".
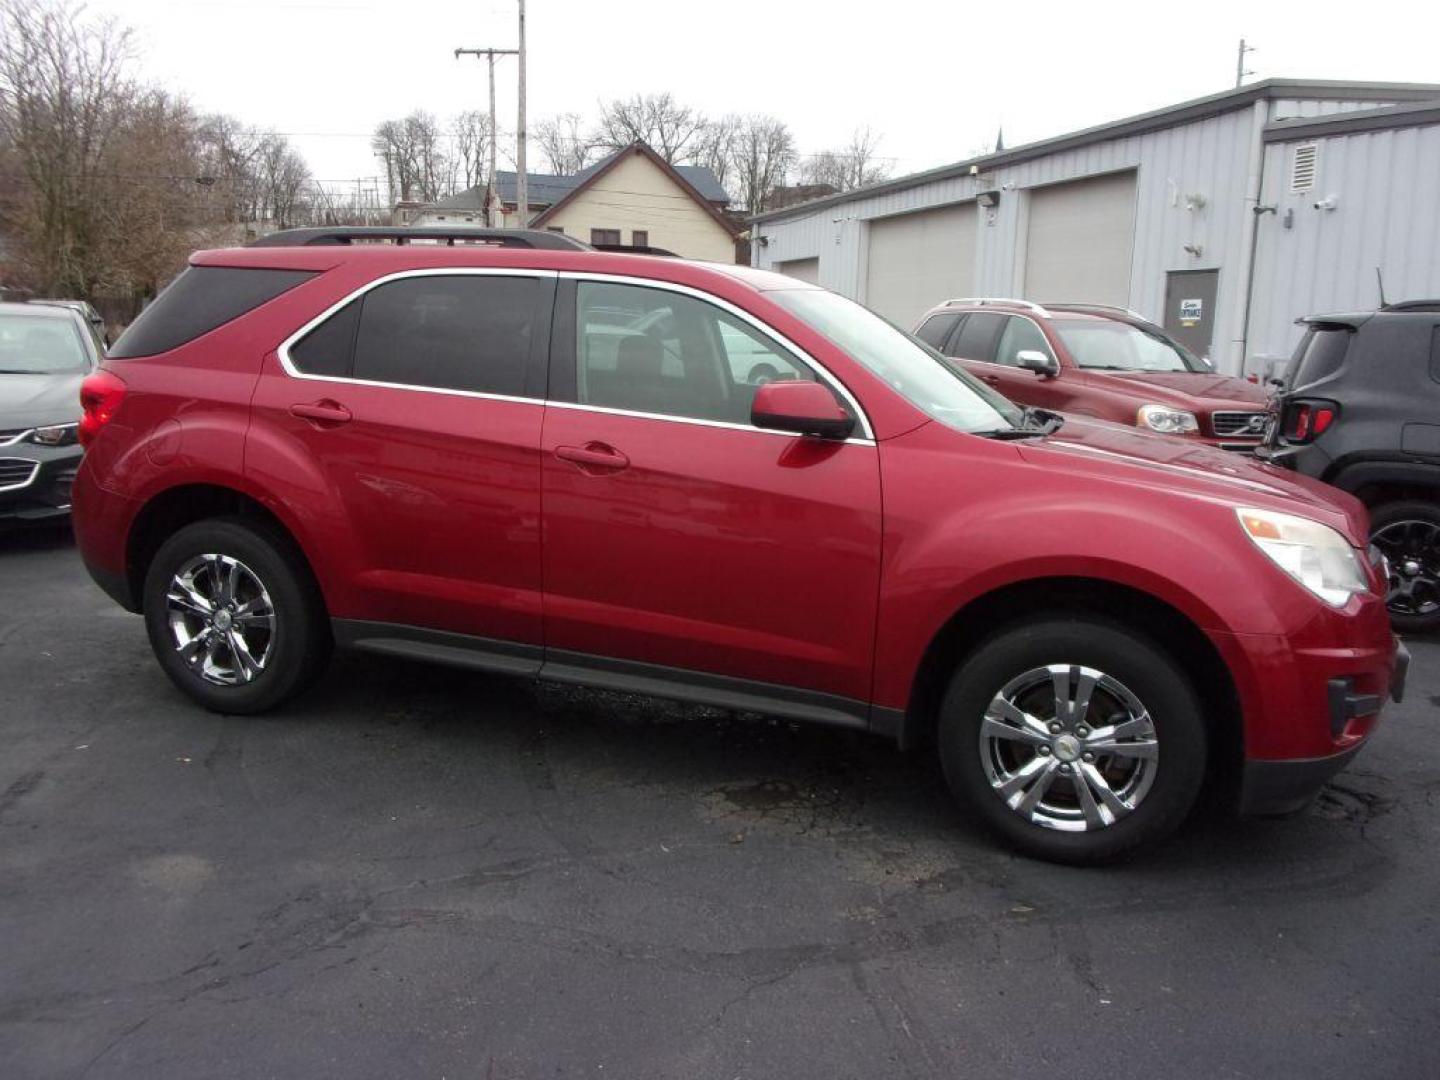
[{"xmin": 1313, "ymin": 196, "xmax": 1338, "ymax": 211}]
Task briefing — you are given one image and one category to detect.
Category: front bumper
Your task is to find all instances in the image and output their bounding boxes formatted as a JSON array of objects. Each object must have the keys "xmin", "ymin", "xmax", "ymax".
[
  {"xmin": 0, "ymin": 442, "xmax": 82, "ymax": 523},
  {"xmin": 1237, "ymin": 638, "xmax": 1408, "ymax": 815}
]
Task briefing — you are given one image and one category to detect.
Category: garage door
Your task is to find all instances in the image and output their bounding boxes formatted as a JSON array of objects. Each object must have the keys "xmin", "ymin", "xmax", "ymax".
[
  {"xmin": 776, "ymin": 257, "xmax": 820, "ymax": 284},
  {"xmin": 1024, "ymin": 171, "xmax": 1136, "ymax": 304},
  {"xmin": 865, "ymin": 204, "xmax": 976, "ymax": 327}
]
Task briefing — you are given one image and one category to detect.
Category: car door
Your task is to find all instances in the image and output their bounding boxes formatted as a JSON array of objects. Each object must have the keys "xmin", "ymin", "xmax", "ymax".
[
  {"xmin": 540, "ymin": 276, "xmax": 883, "ymax": 707},
  {"xmin": 249, "ymin": 269, "xmax": 555, "ymax": 646}
]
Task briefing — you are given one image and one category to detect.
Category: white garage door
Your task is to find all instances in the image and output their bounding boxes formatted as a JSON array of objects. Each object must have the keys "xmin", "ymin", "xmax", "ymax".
[
  {"xmin": 776, "ymin": 257, "xmax": 821, "ymax": 284},
  {"xmin": 1024, "ymin": 171, "xmax": 1136, "ymax": 304},
  {"xmin": 865, "ymin": 204, "xmax": 976, "ymax": 327}
]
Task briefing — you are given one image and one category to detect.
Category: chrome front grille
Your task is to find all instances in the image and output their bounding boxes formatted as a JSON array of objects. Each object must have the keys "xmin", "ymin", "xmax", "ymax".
[
  {"xmin": 0, "ymin": 457, "xmax": 40, "ymax": 491},
  {"xmin": 1211, "ymin": 411, "xmax": 1268, "ymax": 438}
]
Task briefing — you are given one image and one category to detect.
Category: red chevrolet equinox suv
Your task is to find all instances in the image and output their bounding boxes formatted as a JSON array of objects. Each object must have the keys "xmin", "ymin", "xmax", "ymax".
[{"xmin": 72, "ymin": 227, "xmax": 1407, "ymax": 863}]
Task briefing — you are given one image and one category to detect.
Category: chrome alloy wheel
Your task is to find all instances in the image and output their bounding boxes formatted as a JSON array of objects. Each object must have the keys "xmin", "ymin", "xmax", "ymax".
[
  {"xmin": 979, "ymin": 664, "xmax": 1159, "ymax": 832},
  {"xmin": 1371, "ymin": 519, "xmax": 1440, "ymax": 619},
  {"xmin": 166, "ymin": 554, "xmax": 276, "ymax": 686}
]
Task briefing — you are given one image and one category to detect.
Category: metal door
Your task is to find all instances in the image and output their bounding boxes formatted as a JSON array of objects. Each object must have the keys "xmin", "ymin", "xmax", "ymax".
[{"xmin": 1164, "ymin": 269, "xmax": 1220, "ymax": 361}]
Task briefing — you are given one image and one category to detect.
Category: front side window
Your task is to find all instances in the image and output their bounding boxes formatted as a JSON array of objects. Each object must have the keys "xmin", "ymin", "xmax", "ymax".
[
  {"xmin": 771, "ymin": 289, "xmax": 1021, "ymax": 434},
  {"xmin": 994, "ymin": 316, "xmax": 1054, "ymax": 368},
  {"xmin": 0, "ymin": 314, "xmax": 90, "ymax": 374},
  {"xmin": 1052, "ymin": 318, "xmax": 1200, "ymax": 373},
  {"xmin": 345, "ymin": 275, "xmax": 546, "ymax": 396},
  {"xmin": 575, "ymin": 281, "xmax": 815, "ymax": 424}
]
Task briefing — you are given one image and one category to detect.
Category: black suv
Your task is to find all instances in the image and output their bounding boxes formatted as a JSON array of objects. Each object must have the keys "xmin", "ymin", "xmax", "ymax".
[{"xmin": 1262, "ymin": 300, "xmax": 1440, "ymax": 631}]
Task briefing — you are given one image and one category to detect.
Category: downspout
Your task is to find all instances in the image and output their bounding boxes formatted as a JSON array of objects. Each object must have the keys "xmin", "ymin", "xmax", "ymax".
[{"xmin": 1236, "ymin": 100, "xmax": 1271, "ymax": 377}]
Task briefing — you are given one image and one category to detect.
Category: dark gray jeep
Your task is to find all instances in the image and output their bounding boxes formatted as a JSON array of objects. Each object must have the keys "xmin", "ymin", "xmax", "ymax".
[{"xmin": 1261, "ymin": 300, "xmax": 1440, "ymax": 631}]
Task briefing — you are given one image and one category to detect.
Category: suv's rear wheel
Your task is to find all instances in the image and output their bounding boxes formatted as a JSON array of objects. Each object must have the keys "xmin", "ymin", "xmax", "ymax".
[
  {"xmin": 142, "ymin": 517, "xmax": 330, "ymax": 713},
  {"xmin": 937, "ymin": 618, "xmax": 1207, "ymax": 864},
  {"xmin": 1369, "ymin": 500, "xmax": 1440, "ymax": 633}
]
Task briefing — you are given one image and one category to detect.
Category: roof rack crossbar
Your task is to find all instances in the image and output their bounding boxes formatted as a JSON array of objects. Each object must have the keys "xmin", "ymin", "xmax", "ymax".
[
  {"xmin": 942, "ymin": 297, "xmax": 1052, "ymax": 317},
  {"xmin": 247, "ymin": 226, "xmax": 591, "ymax": 251},
  {"xmin": 1381, "ymin": 299, "xmax": 1440, "ymax": 312}
]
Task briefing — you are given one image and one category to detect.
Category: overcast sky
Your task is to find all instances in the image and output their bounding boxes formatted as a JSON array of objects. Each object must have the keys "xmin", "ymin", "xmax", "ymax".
[{"xmin": 92, "ymin": 0, "xmax": 1439, "ymax": 190}]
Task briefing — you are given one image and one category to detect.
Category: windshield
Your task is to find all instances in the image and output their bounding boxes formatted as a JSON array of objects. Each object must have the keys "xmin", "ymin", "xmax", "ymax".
[
  {"xmin": 1052, "ymin": 319, "xmax": 1203, "ymax": 373},
  {"xmin": 0, "ymin": 313, "xmax": 90, "ymax": 374},
  {"xmin": 770, "ymin": 290, "xmax": 1023, "ymax": 433}
]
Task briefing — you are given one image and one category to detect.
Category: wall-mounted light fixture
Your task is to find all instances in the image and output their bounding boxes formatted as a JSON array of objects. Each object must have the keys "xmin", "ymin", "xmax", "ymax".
[{"xmin": 976, "ymin": 190, "xmax": 1000, "ymax": 209}]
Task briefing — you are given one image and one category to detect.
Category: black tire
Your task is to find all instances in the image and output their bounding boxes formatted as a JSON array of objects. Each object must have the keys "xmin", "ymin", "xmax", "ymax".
[
  {"xmin": 937, "ymin": 617, "xmax": 1208, "ymax": 865},
  {"xmin": 1368, "ymin": 500, "xmax": 1440, "ymax": 634},
  {"xmin": 142, "ymin": 516, "xmax": 331, "ymax": 714}
]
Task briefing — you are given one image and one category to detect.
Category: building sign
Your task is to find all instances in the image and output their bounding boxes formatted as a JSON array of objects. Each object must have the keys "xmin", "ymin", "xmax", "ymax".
[{"xmin": 1178, "ymin": 298, "xmax": 1203, "ymax": 327}]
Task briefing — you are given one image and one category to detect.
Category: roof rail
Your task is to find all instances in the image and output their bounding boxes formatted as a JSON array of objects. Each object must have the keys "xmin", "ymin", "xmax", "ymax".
[
  {"xmin": 247, "ymin": 226, "xmax": 591, "ymax": 251},
  {"xmin": 942, "ymin": 297, "xmax": 1052, "ymax": 317},
  {"xmin": 1381, "ymin": 299, "xmax": 1440, "ymax": 313},
  {"xmin": 1042, "ymin": 302, "xmax": 1151, "ymax": 321}
]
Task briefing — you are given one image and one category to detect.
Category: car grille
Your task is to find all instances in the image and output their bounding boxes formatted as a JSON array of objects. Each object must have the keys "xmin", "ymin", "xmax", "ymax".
[
  {"xmin": 1211, "ymin": 411, "xmax": 1268, "ymax": 438},
  {"xmin": 0, "ymin": 457, "xmax": 40, "ymax": 491}
]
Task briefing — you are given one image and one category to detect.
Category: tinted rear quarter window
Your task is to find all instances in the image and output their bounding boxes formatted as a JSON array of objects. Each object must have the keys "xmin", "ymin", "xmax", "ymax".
[
  {"xmin": 1288, "ymin": 326, "xmax": 1351, "ymax": 388},
  {"xmin": 350, "ymin": 275, "xmax": 548, "ymax": 397},
  {"xmin": 290, "ymin": 300, "xmax": 360, "ymax": 377},
  {"xmin": 915, "ymin": 312, "xmax": 960, "ymax": 349},
  {"xmin": 111, "ymin": 266, "xmax": 315, "ymax": 358}
]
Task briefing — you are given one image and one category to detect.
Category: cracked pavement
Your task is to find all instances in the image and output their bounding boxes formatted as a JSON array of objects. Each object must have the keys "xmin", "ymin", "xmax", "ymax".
[{"xmin": 2, "ymin": 526, "xmax": 1438, "ymax": 1078}]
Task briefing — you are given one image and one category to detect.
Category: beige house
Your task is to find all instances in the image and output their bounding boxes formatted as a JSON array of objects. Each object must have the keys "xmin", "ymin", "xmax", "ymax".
[{"xmin": 409, "ymin": 142, "xmax": 738, "ymax": 262}]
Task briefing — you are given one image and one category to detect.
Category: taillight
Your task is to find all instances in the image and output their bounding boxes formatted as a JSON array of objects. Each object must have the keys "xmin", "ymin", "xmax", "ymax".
[
  {"xmin": 78, "ymin": 369, "xmax": 127, "ymax": 447},
  {"xmin": 1284, "ymin": 399, "xmax": 1337, "ymax": 443}
]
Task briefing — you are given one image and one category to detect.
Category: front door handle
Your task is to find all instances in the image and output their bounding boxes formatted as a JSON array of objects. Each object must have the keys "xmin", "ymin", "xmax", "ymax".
[
  {"xmin": 556, "ymin": 442, "xmax": 629, "ymax": 473},
  {"xmin": 290, "ymin": 400, "xmax": 352, "ymax": 425},
  {"xmin": 981, "ymin": 374, "xmax": 1001, "ymax": 385}
]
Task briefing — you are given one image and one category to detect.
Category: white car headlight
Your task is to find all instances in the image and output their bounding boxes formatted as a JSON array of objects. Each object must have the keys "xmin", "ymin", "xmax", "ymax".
[
  {"xmin": 1136, "ymin": 404, "xmax": 1199, "ymax": 434},
  {"xmin": 27, "ymin": 423, "xmax": 80, "ymax": 447},
  {"xmin": 1237, "ymin": 507, "xmax": 1369, "ymax": 607}
]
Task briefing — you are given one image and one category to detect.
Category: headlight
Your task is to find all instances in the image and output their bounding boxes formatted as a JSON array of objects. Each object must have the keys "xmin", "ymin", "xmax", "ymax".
[
  {"xmin": 1237, "ymin": 507, "xmax": 1369, "ymax": 607},
  {"xmin": 27, "ymin": 423, "xmax": 80, "ymax": 447},
  {"xmin": 1136, "ymin": 404, "xmax": 1199, "ymax": 434}
]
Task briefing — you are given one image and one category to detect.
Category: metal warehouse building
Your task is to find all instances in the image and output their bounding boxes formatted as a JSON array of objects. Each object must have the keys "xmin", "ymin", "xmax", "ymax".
[{"xmin": 750, "ymin": 79, "xmax": 1440, "ymax": 378}]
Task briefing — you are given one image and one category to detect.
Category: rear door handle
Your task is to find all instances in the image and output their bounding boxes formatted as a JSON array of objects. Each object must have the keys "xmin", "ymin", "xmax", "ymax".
[
  {"xmin": 289, "ymin": 400, "xmax": 352, "ymax": 425},
  {"xmin": 555, "ymin": 442, "xmax": 629, "ymax": 473}
]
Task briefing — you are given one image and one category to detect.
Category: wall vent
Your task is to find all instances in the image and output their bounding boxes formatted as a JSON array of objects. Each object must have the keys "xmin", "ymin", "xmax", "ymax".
[{"xmin": 1290, "ymin": 144, "xmax": 1318, "ymax": 193}]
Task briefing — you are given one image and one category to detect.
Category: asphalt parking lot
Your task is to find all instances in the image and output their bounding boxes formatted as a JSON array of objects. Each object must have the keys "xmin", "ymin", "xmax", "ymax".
[{"xmin": 2, "ymin": 526, "xmax": 1438, "ymax": 1079}]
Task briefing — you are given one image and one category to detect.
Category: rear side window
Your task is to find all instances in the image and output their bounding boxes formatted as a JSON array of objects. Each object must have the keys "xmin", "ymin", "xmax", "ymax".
[
  {"xmin": 111, "ymin": 266, "xmax": 315, "ymax": 358},
  {"xmin": 1430, "ymin": 327, "xmax": 1440, "ymax": 385},
  {"xmin": 350, "ymin": 275, "xmax": 548, "ymax": 396},
  {"xmin": 1288, "ymin": 326, "xmax": 1351, "ymax": 389},
  {"xmin": 915, "ymin": 312, "xmax": 960, "ymax": 349},
  {"xmin": 948, "ymin": 312, "xmax": 1005, "ymax": 360},
  {"xmin": 290, "ymin": 301, "xmax": 360, "ymax": 377}
]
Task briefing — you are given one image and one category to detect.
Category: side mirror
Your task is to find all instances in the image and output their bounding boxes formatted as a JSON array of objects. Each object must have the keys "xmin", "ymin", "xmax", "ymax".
[
  {"xmin": 751, "ymin": 380, "xmax": 855, "ymax": 440},
  {"xmin": 1016, "ymin": 349, "xmax": 1059, "ymax": 378}
]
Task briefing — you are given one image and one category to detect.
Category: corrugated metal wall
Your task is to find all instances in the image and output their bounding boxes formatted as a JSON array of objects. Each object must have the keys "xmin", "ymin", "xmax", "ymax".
[
  {"xmin": 1249, "ymin": 123, "xmax": 1440, "ymax": 373},
  {"xmin": 755, "ymin": 94, "xmax": 1432, "ymax": 376}
]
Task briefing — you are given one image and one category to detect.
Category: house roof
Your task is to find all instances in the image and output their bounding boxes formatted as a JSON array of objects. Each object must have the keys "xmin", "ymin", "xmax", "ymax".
[
  {"xmin": 529, "ymin": 142, "xmax": 739, "ymax": 237},
  {"xmin": 419, "ymin": 146, "xmax": 732, "ymax": 216},
  {"xmin": 751, "ymin": 77, "xmax": 1440, "ymax": 224}
]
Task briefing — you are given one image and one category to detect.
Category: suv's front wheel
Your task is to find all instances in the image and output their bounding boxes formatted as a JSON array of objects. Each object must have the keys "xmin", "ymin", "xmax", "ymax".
[
  {"xmin": 142, "ymin": 517, "xmax": 331, "ymax": 713},
  {"xmin": 937, "ymin": 617, "xmax": 1208, "ymax": 864}
]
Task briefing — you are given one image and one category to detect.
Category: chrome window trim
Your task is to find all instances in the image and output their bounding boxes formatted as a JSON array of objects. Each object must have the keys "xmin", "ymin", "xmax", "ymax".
[
  {"xmin": 562, "ymin": 271, "xmax": 874, "ymax": 441},
  {"xmin": 0, "ymin": 457, "xmax": 41, "ymax": 493},
  {"xmin": 272, "ymin": 266, "xmax": 877, "ymax": 444}
]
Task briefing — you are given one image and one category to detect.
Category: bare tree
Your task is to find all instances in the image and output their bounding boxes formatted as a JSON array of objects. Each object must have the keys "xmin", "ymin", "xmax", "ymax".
[
  {"xmin": 730, "ymin": 115, "xmax": 797, "ymax": 213},
  {"xmin": 451, "ymin": 109, "xmax": 491, "ymax": 191},
  {"xmin": 533, "ymin": 112, "xmax": 592, "ymax": 175},
  {"xmin": 594, "ymin": 92, "xmax": 707, "ymax": 163},
  {"xmin": 799, "ymin": 127, "xmax": 891, "ymax": 192},
  {"xmin": 688, "ymin": 114, "xmax": 740, "ymax": 191},
  {"xmin": 372, "ymin": 111, "xmax": 453, "ymax": 203}
]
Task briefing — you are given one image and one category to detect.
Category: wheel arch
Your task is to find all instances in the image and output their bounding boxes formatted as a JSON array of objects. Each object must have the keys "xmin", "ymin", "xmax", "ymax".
[
  {"xmin": 125, "ymin": 483, "xmax": 326, "ymax": 615},
  {"xmin": 1326, "ymin": 459, "xmax": 1440, "ymax": 508},
  {"xmin": 899, "ymin": 576, "xmax": 1243, "ymax": 791}
]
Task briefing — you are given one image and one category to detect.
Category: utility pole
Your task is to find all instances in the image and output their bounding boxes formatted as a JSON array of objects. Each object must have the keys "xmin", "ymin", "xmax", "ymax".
[
  {"xmin": 516, "ymin": 0, "xmax": 528, "ymax": 229},
  {"xmin": 1235, "ymin": 38, "xmax": 1256, "ymax": 87},
  {"xmin": 454, "ymin": 46, "xmax": 517, "ymax": 227}
]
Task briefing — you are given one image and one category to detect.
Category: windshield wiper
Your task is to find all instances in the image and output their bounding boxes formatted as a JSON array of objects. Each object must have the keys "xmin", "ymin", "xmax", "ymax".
[
  {"xmin": 975, "ymin": 407, "xmax": 1064, "ymax": 440},
  {"xmin": 0, "ymin": 369, "xmax": 50, "ymax": 375}
]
